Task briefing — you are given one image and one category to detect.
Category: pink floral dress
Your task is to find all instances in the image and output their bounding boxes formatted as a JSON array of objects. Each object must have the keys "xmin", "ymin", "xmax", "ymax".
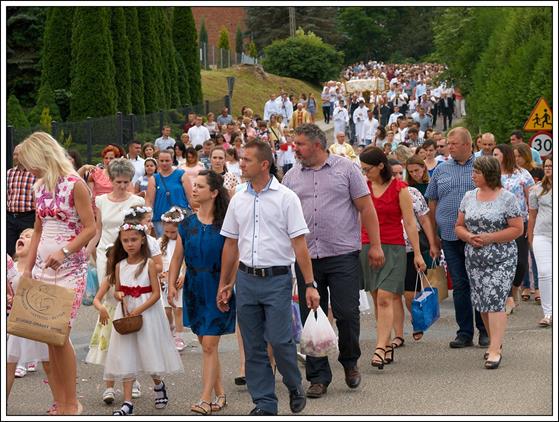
[{"xmin": 32, "ymin": 175, "xmax": 89, "ymax": 326}]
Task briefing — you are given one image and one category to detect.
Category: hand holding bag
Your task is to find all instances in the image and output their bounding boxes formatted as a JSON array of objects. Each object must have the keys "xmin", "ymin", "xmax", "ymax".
[
  {"xmin": 411, "ymin": 272, "xmax": 440, "ymax": 333},
  {"xmin": 112, "ymin": 300, "xmax": 143, "ymax": 335},
  {"xmin": 7, "ymin": 273, "xmax": 74, "ymax": 346},
  {"xmin": 426, "ymin": 259, "xmax": 448, "ymax": 303},
  {"xmin": 300, "ymin": 307, "xmax": 338, "ymax": 357}
]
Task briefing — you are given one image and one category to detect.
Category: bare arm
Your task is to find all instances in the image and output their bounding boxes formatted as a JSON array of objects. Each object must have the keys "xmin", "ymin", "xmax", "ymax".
[
  {"xmin": 146, "ymin": 176, "xmax": 156, "ymax": 208},
  {"xmin": 85, "ymin": 206, "xmax": 102, "ymax": 258},
  {"xmin": 527, "ymin": 208, "xmax": 538, "ymax": 247},
  {"xmin": 167, "ymin": 233, "xmax": 185, "ymax": 308},
  {"xmin": 24, "ymin": 215, "xmax": 42, "ymax": 276},
  {"xmin": 417, "ymin": 213, "xmax": 441, "ymax": 260},
  {"xmin": 291, "ymin": 235, "xmax": 320, "ymax": 310},
  {"xmin": 428, "ymin": 199, "xmax": 441, "ymax": 249},
  {"xmin": 181, "ymin": 172, "xmax": 194, "ymax": 206},
  {"xmin": 217, "ymin": 237, "xmax": 240, "ymax": 312},
  {"xmin": 399, "ymin": 188, "xmax": 426, "ymax": 272},
  {"xmin": 353, "ymin": 195, "xmax": 385, "ymax": 268},
  {"xmin": 93, "ymin": 277, "xmax": 111, "ymax": 325}
]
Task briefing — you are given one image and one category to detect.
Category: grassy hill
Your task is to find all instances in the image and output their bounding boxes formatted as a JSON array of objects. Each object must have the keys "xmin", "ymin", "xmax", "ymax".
[{"xmin": 201, "ymin": 65, "xmax": 323, "ymax": 119}]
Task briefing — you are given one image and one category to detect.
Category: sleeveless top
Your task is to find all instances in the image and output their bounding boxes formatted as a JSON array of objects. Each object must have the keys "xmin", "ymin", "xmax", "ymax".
[{"xmin": 153, "ymin": 169, "xmax": 189, "ymax": 221}]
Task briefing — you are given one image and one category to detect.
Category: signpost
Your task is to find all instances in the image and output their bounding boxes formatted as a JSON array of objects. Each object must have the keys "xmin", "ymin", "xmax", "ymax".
[
  {"xmin": 529, "ymin": 131, "xmax": 552, "ymax": 156},
  {"xmin": 523, "ymin": 97, "xmax": 552, "ymax": 132}
]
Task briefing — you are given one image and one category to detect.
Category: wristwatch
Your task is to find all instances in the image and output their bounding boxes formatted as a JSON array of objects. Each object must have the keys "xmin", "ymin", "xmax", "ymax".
[
  {"xmin": 62, "ymin": 247, "xmax": 71, "ymax": 258},
  {"xmin": 305, "ymin": 280, "xmax": 318, "ymax": 289}
]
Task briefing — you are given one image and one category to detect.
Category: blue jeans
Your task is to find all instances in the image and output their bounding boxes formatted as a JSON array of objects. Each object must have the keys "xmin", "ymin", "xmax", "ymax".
[{"xmin": 442, "ymin": 239, "xmax": 487, "ymax": 340}]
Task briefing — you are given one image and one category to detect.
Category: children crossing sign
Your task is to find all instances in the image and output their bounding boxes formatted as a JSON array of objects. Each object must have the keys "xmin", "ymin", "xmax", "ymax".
[{"xmin": 524, "ymin": 97, "xmax": 552, "ymax": 132}]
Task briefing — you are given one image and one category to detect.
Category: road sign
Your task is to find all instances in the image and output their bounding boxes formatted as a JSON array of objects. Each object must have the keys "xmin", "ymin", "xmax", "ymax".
[
  {"xmin": 529, "ymin": 131, "xmax": 552, "ymax": 156},
  {"xmin": 524, "ymin": 97, "xmax": 552, "ymax": 132}
]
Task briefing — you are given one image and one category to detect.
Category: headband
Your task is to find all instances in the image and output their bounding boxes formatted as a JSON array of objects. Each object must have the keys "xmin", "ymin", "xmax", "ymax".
[
  {"xmin": 123, "ymin": 206, "xmax": 152, "ymax": 217},
  {"xmin": 120, "ymin": 223, "xmax": 148, "ymax": 233}
]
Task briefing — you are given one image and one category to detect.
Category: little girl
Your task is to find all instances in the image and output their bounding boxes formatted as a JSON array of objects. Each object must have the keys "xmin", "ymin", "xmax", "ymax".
[
  {"xmin": 86, "ymin": 245, "xmax": 142, "ymax": 404},
  {"xmin": 7, "ymin": 229, "xmax": 53, "ymax": 411},
  {"xmin": 123, "ymin": 205, "xmax": 163, "ymax": 274},
  {"xmin": 135, "ymin": 158, "xmax": 157, "ymax": 198},
  {"xmin": 103, "ymin": 223, "xmax": 183, "ymax": 415}
]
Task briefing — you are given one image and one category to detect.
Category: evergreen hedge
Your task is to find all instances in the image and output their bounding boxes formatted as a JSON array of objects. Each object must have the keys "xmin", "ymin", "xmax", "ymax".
[
  {"xmin": 125, "ymin": 7, "xmax": 145, "ymax": 115},
  {"xmin": 7, "ymin": 95, "xmax": 30, "ymax": 128},
  {"xmin": 111, "ymin": 7, "xmax": 132, "ymax": 114}
]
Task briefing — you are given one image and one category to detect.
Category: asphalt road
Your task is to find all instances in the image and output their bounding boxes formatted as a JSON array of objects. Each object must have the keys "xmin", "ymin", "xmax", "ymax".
[{"xmin": 6, "ymin": 290, "xmax": 553, "ymax": 417}]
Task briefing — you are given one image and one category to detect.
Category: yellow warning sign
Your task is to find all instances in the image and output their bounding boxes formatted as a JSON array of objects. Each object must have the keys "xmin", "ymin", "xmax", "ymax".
[{"xmin": 524, "ymin": 97, "xmax": 552, "ymax": 132}]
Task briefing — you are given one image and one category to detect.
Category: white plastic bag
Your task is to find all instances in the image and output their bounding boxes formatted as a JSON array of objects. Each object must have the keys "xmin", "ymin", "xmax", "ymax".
[
  {"xmin": 300, "ymin": 307, "xmax": 339, "ymax": 357},
  {"xmin": 358, "ymin": 289, "xmax": 371, "ymax": 314}
]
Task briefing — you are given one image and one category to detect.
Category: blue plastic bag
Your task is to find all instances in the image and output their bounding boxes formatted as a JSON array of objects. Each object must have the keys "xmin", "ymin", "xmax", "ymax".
[
  {"xmin": 82, "ymin": 264, "xmax": 99, "ymax": 306},
  {"xmin": 291, "ymin": 301, "xmax": 303, "ymax": 343},
  {"xmin": 411, "ymin": 286, "xmax": 440, "ymax": 333}
]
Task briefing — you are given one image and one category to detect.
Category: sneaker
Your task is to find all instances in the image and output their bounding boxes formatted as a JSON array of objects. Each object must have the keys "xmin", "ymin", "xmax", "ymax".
[
  {"xmin": 175, "ymin": 336, "xmax": 186, "ymax": 352},
  {"xmin": 27, "ymin": 362, "xmax": 38, "ymax": 372},
  {"xmin": 132, "ymin": 380, "xmax": 142, "ymax": 399},
  {"xmin": 102, "ymin": 387, "xmax": 115, "ymax": 404},
  {"xmin": 14, "ymin": 366, "xmax": 27, "ymax": 378}
]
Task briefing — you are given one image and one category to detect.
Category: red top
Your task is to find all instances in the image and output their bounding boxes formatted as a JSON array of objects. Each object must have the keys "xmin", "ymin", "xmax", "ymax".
[{"xmin": 361, "ymin": 178, "xmax": 406, "ymax": 246}]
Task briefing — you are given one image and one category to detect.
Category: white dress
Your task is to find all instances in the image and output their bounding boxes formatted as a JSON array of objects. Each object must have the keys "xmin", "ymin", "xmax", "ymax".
[
  {"xmin": 85, "ymin": 284, "xmax": 118, "ymax": 366},
  {"xmin": 95, "ymin": 194, "xmax": 145, "ymax": 282},
  {"xmin": 158, "ymin": 238, "xmax": 183, "ymax": 308},
  {"xmin": 7, "ymin": 256, "xmax": 49, "ymax": 364},
  {"xmin": 103, "ymin": 259, "xmax": 183, "ymax": 381}
]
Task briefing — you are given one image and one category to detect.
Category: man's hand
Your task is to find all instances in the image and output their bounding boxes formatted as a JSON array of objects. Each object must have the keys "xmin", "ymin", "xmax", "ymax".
[
  {"xmin": 217, "ymin": 284, "xmax": 233, "ymax": 312},
  {"xmin": 305, "ymin": 287, "xmax": 320, "ymax": 310}
]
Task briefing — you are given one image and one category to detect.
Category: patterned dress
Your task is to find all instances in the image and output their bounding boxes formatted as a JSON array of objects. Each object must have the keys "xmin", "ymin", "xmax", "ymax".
[
  {"xmin": 180, "ymin": 214, "xmax": 236, "ymax": 336},
  {"xmin": 459, "ymin": 189, "xmax": 521, "ymax": 312},
  {"xmin": 32, "ymin": 175, "xmax": 89, "ymax": 326}
]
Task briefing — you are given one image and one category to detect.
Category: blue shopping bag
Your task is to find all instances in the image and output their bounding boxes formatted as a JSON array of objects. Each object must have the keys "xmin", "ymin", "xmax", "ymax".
[
  {"xmin": 82, "ymin": 264, "xmax": 99, "ymax": 306},
  {"xmin": 411, "ymin": 273, "xmax": 440, "ymax": 333},
  {"xmin": 292, "ymin": 301, "xmax": 303, "ymax": 343}
]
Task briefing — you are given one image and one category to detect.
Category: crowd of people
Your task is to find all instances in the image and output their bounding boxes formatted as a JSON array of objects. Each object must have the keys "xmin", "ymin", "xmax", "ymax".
[{"xmin": 6, "ymin": 61, "xmax": 553, "ymax": 416}]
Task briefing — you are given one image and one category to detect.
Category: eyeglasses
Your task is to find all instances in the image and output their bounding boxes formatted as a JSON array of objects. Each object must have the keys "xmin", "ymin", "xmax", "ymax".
[{"xmin": 544, "ymin": 165, "xmax": 553, "ymax": 169}]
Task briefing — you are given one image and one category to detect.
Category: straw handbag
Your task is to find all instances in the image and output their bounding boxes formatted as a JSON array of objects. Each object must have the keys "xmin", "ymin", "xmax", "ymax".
[{"xmin": 113, "ymin": 301, "xmax": 143, "ymax": 335}]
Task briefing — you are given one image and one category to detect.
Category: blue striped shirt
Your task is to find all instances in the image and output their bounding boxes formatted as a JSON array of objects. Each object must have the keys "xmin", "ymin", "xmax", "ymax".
[{"xmin": 425, "ymin": 155, "xmax": 475, "ymax": 241}]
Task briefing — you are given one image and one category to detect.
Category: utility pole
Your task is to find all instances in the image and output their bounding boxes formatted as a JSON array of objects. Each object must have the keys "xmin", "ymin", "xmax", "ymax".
[{"xmin": 289, "ymin": 7, "xmax": 296, "ymax": 37}]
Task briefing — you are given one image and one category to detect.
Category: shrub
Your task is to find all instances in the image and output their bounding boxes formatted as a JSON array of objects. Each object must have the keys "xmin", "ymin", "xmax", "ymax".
[{"xmin": 7, "ymin": 95, "xmax": 30, "ymax": 128}]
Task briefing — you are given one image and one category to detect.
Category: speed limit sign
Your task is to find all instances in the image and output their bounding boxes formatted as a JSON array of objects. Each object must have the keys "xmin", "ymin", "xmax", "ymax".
[{"xmin": 530, "ymin": 131, "xmax": 552, "ymax": 156}]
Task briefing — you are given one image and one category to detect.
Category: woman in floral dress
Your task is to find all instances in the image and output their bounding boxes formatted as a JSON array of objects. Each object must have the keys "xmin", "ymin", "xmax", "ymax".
[
  {"xmin": 455, "ymin": 156, "xmax": 523, "ymax": 369},
  {"xmin": 18, "ymin": 132, "xmax": 96, "ymax": 415}
]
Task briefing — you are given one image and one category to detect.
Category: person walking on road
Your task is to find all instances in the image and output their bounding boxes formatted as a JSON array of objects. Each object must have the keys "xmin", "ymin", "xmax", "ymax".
[
  {"xmin": 282, "ymin": 124, "xmax": 384, "ymax": 399},
  {"xmin": 217, "ymin": 140, "xmax": 320, "ymax": 416}
]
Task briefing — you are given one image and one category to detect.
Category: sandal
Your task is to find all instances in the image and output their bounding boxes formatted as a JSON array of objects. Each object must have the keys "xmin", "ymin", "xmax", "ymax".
[
  {"xmin": 191, "ymin": 400, "xmax": 212, "ymax": 415},
  {"xmin": 412, "ymin": 331, "xmax": 424, "ymax": 341},
  {"xmin": 384, "ymin": 345, "xmax": 394, "ymax": 364},
  {"xmin": 154, "ymin": 381, "xmax": 169, "ymax": 409},
  {"xmin": 113, "ymin": 401, "xmax": 133, "ymax": 416},
  {"xmin": 371, "ymin": 347, "xmax": 385, "ymax": 370},
  {"xmin": 521, "ymin": 288, "xmax": 531, "ymax": 301},
  {"xmin": 391, "ymin": 336, "xmax": 405, "ymax": 348},
  {"xmin": 210, "ymin": 394, "xmax": 227, "ymax": 412},
  {"xmin": 539, "ymin": 316, "xmax": 552, "ymax": 327},
  {"xmin": 46, "ymin": 403, "xmax": 58, "ymax": 415}
]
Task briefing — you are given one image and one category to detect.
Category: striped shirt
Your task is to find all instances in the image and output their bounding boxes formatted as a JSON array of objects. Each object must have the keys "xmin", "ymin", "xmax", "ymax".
[
  {"xmin": 282, "ymin": 154, "xmax": 370, "ymax": 259},
  {"xmin": 425, "ymin": 154, "xmax": 475, "ymax": 241},
  {"xmin": 7, "ymin": 166, "xmax": 36, "ymax": 213}
]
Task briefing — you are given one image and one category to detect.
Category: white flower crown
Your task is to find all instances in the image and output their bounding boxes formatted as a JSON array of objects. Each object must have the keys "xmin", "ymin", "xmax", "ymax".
[
  {"xmin": 123, "ymin": 206, "xmax": 153, "ymax": 217},
  {"xmin": 120, "ymin": 223, "xmax": 149, "ymax": 233}
]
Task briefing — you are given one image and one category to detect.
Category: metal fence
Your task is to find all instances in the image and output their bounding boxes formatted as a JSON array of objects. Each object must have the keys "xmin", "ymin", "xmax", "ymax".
[
  {"xmin": 7, "ymin": 97, "xmax": 229, "ymax": 168},
  {"xmin": 199, "ymin": 42, "xmax": 259, "ymax": 69}
]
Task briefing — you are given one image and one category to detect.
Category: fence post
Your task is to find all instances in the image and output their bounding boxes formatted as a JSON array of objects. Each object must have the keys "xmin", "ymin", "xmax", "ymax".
[
  {"xmin": 87, "ymin": 117, "xmax": 93, "ymax": 164},
  {"xmin": 7, "ymin": 125, "xmax": 14, "ymax": 169},
  {"xmin": 205, "ymin": 100, "xmax": 210, "ymax": 115},
  {"xmin": 159, "ymin": 110, "xmax": 164, "ymax": 133},
  {"xmin": 52, "ymin": 120, "xmax": 58, "ymax": 139},
  {"xmin": 129, "ymin": 113, "xmax": 135, "ymax": 141},
  {"xmin": 116, "ymin": 112, "xmax": 124, "ymax": 146}
]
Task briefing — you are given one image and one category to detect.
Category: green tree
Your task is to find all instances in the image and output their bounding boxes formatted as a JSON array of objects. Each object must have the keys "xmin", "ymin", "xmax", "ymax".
[
  {"xmin": 111, "ymin": 7, "xmax": 132, "ymax": 114},
  {"xmin": 235, "ymin": 24, "xmax": 243, "ymax": 54},
  {"xmin": 246, "ymin": 41, "xmax": 258, "ymax": 58},
  {"xmin": 217, "ymin": 26, "xmax": 230, "ymax": 50},
  {"xmin": 175, "ymin": 51, "xmax": 191, "ymax": 106},
  {"xmin": 173, "ymin": 7, "xmax": 203, "ymax": 104},
  {"xmin": 28, "ymin": 81, "xmax": 61, "ymax": 126},
  {"xmin": 199, "ymin": 17, "xmax": 208, "ymax": 46},
  {"xmin": 137, "ymin": 7, "xmax": 165, "ymax": 112},
  {"xmin": 39, "ymin": 107, "xmax": 53, "ymax": 133},
  {"xmin": 125, "ymin": 7, "xmax": 145, "ymax": 115},
  {"xmin": 262, "ymin": 29, "xmax": 343, "ymax": 85},
  {"xmin": 7, "ymin": 7, "xmax": 47, "ymax": 108},
  {"xmin": 7, "ymin": 95, "xmax": 30, "ymax": 128},
  {"xmin": 40, "ymin": 8, "xmax": 73, "ymax": 91},
  {"xmin": 70, "ymin": 7, "xmax": 117, "ymax": 120}
]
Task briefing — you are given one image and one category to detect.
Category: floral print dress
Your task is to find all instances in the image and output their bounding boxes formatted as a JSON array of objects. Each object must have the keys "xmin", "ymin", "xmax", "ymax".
[
  {"xmin": 459, "ymin": 188, "xmax": 522, "ymax": 312},
  {"xmin": 32, "ymin": 175, "xmax": 89, "ymax": 326}
]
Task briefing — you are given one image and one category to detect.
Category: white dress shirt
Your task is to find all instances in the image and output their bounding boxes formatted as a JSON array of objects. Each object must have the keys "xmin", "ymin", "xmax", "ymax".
[
  {"xmin": 220, "ymin": 177, "xmax": 309, "ymax": 267},
  {"xmin": 187, "ymin": 125, "xmax": 211, "ymax": 148},
  {"xmin": 263, "ymin": 100, "xmax": 280, "ymax": 121},
  {"xmin": 362, "ymin": 117, "xmax": 379, "ymax": 141},
  {"xmin": 127, "ymin": 154, "xmax": 145, "ymax": 184}
]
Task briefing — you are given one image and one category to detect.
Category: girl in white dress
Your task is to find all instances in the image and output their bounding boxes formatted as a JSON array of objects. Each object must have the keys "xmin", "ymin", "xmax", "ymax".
[
  {"xmin": 159, "ymin": 208, "xmax": 188, "ymax": 351},
  {"xmin": 103, "ymin": 223, "xmax": 183, "ymax": 415},
  {"xmin": 7, "ymin": 229, "xmax": 52, "ymax": 407}
]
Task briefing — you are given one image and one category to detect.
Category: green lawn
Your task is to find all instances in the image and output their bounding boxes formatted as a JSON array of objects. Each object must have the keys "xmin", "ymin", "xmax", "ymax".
[{"xmin": 201, "ymin": 65, "xmax": 324, "ymax": 118}]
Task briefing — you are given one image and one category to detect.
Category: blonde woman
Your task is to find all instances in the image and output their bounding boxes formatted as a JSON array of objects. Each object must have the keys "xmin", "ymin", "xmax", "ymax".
[{"xmin": 18, "ymin": 132, "xmax": 96, "ymax": 415}]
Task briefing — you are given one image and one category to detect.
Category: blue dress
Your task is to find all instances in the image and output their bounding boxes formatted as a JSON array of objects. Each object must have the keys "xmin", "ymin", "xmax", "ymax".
[{"xmin": 180, "ymin": 214, "xmax": 236, "ymax": 336}]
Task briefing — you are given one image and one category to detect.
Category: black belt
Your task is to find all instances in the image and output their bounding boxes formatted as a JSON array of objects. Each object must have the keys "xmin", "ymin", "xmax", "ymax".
[
  {"xmin": 239, "ymin": 262, "xmax": 289, "ymax": 278},
  {"xmin": 8, "ymin": 211, "xmax": 35, "ymax": 217}
]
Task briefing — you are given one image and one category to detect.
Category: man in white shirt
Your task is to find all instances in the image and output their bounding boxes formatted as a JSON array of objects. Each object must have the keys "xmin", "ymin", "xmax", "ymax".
[
  {"xmin": 333, "ymin": 101, "xmax": 349, "ymax": 141},
  {"xmin": 388, "ymin": 105, "xmax": 403, "ymax": 126},
  {"xmin": 187, "ymin": 116, "xmax": 211, "ymax": 148},
  {"xmin": 352, "ymin": 100, "xmax": 368, "ymax": 145},
  {"xmin": 276, "ymin": 93, "xmax": 293, "ymax": 124},
  {"xmin": 126, "ymin": 140, "xmax": 145, "ymax": 184},
  {"xmin": 474, "ymin": 132, "xmax": 496, "ymax": 158},
  {"xmin": 361, "ymin": 109, "xmax": 379, "ymax": 146},
  {"xmin": 154, "ymin": 126, "xmax": 176, "ymax": 151},
  {"xmin": 435, "ymin": 136, "xmax": 451, "ymax": 162},
  {"xmin": 263, "ymin": 94, "xmax": 280, "ymax": 122},
  {"xmin": 217, "ymin": 140, "xmax": 319, "ymax": 416}
]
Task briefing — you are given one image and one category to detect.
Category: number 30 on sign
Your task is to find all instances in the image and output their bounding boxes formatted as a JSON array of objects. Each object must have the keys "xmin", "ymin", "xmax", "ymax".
[{"xmin": 529, "ymin": 131, "xmax": 552, "ymax": 156}]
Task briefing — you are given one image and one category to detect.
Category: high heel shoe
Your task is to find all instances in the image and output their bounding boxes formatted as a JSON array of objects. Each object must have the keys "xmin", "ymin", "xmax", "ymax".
[
  {"xmin": 371, "ymin": 347, "xmax": 385, "ymax": 370},
  {"xmin": 384, "ymin": 345, "xmax": 394, "ymax": 364},
  {"xmin": 484, "ymin": 354, "xmax": 502, "ymax": 369},
  {"xmin": 483, "ymin": 345, "xmax": 502, "ymax": 360}
]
